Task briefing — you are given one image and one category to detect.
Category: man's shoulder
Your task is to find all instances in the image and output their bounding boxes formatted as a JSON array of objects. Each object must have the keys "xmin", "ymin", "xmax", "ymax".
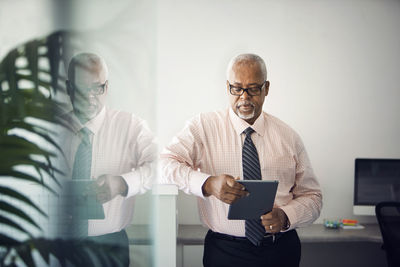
[
  {"xmin": 195, "ymin": 109, "xmax": 229, "ymax": 122},
  {"xmin": 55, "ymin": 110, "xmax": 80, "ymax": 133},
  {"xmin": 262, "ymin": 112, "xmax": 299, "ymax": 137},
  {"xmin": 186, "ymin": 109, "xmax": 229, "ymax": 128},
  {"xmin": 105, "ymin": 108, "xmax": 143, "ymax": 124},
  {"xmin": 103, "ymin": 108, "xmax": 150, "ymax": 134}
]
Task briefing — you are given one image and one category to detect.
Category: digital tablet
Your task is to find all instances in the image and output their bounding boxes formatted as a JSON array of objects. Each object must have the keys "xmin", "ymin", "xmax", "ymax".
[
  {"xmin": 62, "ymin": 180, "xmax": 105, "ymax": 220},
  {"xmin": 228, "ymin": 180, "xmax": 278, "ymax": 220}
]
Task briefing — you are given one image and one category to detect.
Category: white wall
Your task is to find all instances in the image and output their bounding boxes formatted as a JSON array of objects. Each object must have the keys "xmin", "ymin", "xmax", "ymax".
[{"xmin": 156, "ymin": 0, "xmax": 400, "ymax": 224}]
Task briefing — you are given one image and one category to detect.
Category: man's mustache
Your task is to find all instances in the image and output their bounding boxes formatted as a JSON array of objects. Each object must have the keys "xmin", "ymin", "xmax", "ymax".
[{"xmin": 237, "ymin": 100, "xmax": 255, "ymax": 108}]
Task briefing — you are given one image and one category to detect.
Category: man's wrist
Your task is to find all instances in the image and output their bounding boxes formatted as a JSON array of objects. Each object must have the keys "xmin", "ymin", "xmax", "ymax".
[
  {"xmin": 278, "ymin": 208, "xmax": 290, "ymax": 230},
  {"xmin": 119, "ymin": 176, "xmax": 128, "ymax": 197},
  {"xmin": 202, "ymin": 176, "xmax": 213, "ymax": 197},
  {"xmin": 282, "ymin": 219, "xmax": 290, "ymax": 230}
]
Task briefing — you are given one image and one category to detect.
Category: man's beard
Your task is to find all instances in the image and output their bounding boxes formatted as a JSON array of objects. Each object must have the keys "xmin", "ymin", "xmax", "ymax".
[
  {"xmin": 74, "ymin": 100, "xmax": 100, "ymax": 121},
  {"xmin": 236, "ymin": 100, "xmax": 255, "ymax": 120},
  {"xmin": 237, "ymin": 108, "xmax": 255, "ymax": 120}
]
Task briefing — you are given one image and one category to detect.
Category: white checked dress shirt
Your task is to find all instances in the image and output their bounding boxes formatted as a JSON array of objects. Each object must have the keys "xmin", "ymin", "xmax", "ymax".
[
  {"xmin": 161, "ymin": 108, "xmax": 322, "ymax": 237},
  {"xmin": 60, "ymin": 107, "xmax": 156, "ymax": 236}
]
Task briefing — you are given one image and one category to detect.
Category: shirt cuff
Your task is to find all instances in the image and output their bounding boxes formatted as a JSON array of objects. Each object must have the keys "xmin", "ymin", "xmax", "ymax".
[
  {"xmin": 121, "ymin": 172, "xmax": 142, "ymax": 198},
  {"xmin": 188, "ymin": 170, "xmax": 210, "ymax": 199},
  {"xmin": 279, "ymin": 205, "xmax": 297, "ymax": 231}
]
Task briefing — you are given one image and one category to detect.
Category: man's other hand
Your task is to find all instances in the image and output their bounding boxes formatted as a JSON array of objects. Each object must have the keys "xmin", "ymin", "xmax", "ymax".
[
  {"xmin": 261, "ymin": 208, "xmax": 289, "ymax": 234},
  {"xmin": 95, "ymin": 174, "xmax": 128, "ymax": 203},
  {"xmin": 202, "ymin": 175, "xmax": 248, "ymax": 204}
]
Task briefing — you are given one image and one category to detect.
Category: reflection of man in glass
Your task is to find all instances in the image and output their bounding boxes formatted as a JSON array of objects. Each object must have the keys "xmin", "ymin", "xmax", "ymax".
[{"xmin": 63, "ymin": 52, "xmax": 156, "ymax": 266}]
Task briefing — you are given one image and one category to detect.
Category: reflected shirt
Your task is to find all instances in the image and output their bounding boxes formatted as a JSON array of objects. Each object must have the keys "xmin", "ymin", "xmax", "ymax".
[
  {"xmin": 61, "ymin": 107, "xmax": 156, "ymax": 236},
  {"xmin": 160, "ymin": 108, "xmax": 322, "ymax": 237}
]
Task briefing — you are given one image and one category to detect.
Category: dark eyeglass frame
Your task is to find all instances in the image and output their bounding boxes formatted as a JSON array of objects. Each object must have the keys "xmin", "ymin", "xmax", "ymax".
[
  {"xmin": 228, "ymin": 81, "xmax": 266, "ymax": 96},
  {"xmin": 69, "ymin": 80, "xmax": 108, "ymax": 95}
]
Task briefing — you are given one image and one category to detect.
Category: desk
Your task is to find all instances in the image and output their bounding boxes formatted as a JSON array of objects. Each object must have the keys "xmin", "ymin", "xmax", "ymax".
[{"xmin": 88, "ymin": 223, "xmax": 384, "ymax": 245}]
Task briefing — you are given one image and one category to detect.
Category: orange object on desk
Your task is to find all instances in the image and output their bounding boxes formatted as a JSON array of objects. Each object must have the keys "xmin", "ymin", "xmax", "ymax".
[{"xmin": 342, "ymin": 219, "xmax": 358, "ymax": 225}]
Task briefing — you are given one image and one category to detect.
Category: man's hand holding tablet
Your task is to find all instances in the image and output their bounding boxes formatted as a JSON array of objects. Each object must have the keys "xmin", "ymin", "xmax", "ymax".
[{"xmin": 202, "ymin": 175, "xmax": 249, "ymax": 204}]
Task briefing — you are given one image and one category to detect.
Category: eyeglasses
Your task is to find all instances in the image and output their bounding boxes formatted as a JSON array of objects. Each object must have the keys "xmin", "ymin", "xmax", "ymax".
[
  {"xmin": 70, "ymin": 80, "xmax": 108, "ymax": 95},
  {"xmin": 228, "ymin": 81, "xmax": 266, "ymax": 96}
]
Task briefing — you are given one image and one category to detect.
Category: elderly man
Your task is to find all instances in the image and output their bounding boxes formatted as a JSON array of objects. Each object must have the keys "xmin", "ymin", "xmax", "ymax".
[
  {"xmin": 161, "ymin": 53, "xmax": 322, "ymax": 267},
  {"xmin": 61, "ymin": 52, "xmax": 156, "ymax": 266}
]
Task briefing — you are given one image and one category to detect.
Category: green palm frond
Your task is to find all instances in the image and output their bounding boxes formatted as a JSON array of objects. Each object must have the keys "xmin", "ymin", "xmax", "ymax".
[
  {"xmin": 0, "ymin": 186, "xmax": 46, "ymax": 217},
  {"xmin": 0, "ymin": 214, "xmax": 33, "ymax": 238},
  {"xmin": 0, "ymin": 201, "xmax": 41, "ymax": 231}
]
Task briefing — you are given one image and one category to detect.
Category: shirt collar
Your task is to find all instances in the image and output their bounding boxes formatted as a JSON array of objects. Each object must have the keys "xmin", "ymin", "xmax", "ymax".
[{"xmin": 228, "ymin": 107, "xmax": 265, "ymax": 137}]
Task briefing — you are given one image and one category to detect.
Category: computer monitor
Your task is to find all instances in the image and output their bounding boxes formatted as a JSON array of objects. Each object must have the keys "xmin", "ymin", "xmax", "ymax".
[{"xmin": 353, "ymin": 158, "xmax": 400, "ymax": 215}]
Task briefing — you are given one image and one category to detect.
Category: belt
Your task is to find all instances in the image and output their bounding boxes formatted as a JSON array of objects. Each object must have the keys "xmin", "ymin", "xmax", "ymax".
[{"xmin": 208, "ymin": 230, "xmax": 289, "ymax": 245}]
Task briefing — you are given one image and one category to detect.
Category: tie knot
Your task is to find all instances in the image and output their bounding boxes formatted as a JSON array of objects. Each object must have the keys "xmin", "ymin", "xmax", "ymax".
[
  {"xmin": 243, "ymin": 127, "xmax": 255, "ymax": 136},
  {"xmin": 79, "ymin": 127, "xmax": 92, "ymax": 140}
]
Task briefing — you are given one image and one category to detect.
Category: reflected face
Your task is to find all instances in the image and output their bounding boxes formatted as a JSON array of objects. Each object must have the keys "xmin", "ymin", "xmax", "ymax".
[
  {"xmin": 227, "ymin": 61, "xmax": 269, "ymax": 125},
  {"xmin": 68, "ymin": 66, "xmax": 108, "ymax": 122}
]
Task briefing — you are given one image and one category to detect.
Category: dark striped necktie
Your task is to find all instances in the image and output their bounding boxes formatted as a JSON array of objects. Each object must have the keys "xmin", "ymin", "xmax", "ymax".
[
  {"xmin": 72, "ymin": 127, "xmax": 92, "ymax": 180},
  {"xmin": 242, "ymin": 127, "xmax": 265, "ymax": 246}
]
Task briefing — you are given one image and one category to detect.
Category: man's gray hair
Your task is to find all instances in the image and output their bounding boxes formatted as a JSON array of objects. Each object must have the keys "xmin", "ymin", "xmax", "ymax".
[
  {"xmin": 68, "ymin": 52, "xmax": 109, "ymax": 81},
  {"xmin": 226, "ymin": 53, "xmax": 267, "ymax": 80}
]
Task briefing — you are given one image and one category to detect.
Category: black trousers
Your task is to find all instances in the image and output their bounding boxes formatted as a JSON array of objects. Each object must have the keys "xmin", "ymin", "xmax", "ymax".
[
  {"xmin": 203, "ymin": 230, "xmax": 301, "ymax": 267},
  {"xmin": 88, "ymin": 229, "xmax": 130, "ymax": 267}
]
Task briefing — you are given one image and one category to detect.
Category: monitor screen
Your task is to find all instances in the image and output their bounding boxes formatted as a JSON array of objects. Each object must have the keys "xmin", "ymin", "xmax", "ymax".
[{"xmin": 354, "ymin": 158, "xmax": 400, "ymax": 206}]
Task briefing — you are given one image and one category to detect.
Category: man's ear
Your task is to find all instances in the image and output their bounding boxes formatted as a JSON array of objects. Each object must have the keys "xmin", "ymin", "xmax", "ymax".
[
  {"xmin": 66, "ymin": 80, "xmax": 74, "ymax": 104},
  {"xmin": 66, "ymin": 80, "xmax": 71, "ymax": 96},
  {"xmin": 264, "ymin": 81, "xmax": 270, "ymax": 96},
  {"xmin": 104, "ymin": 80, "xmax": 109, "ymax": 94}
]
